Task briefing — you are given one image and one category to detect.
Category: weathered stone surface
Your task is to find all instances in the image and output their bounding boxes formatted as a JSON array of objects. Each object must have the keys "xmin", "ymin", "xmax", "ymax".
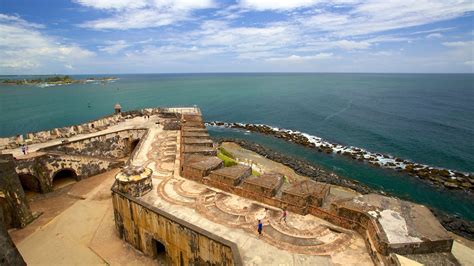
[
  {"xmin": 331, "ymin": 194, "xmax": 453, "ymax": 256},
  {"xmin": 111, "ymin": 191, "xmax": 239, "ymax": 265},
  {"xmin": 0, "ymin": 211, "xmax": 26, "ymax": 266},
  {"xmin": 15, "ymin": 153, "xmax": 122, "ymax": 193},
  {"xmin": 41, "ymin": 129, "xmax": 146, "ymax": 159},
  {"xmin": 0, "ymin": 154, "xmax": 34, "ymax": 229}
]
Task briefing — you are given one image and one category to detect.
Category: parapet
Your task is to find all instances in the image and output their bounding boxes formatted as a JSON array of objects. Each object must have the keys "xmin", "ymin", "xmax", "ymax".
[
  {"xmin": 242, "ymin": 172, "xmax": 284, "ymax": 197},
  {"xmin": 209, "ymin": 165, "xmax": 252, "ymax": 186},
  {"xmin": 182, "ymin": 155, "xmax": 223, "ymax": 181},
  {"xmin": 281, "ymin": 179, "xmax": 330, "ymax": 207}
]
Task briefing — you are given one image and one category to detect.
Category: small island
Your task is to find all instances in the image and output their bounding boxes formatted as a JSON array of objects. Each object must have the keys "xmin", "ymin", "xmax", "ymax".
[{"xmin": 1, "ymin": 75, "xmax": 118, "ymax": 86}]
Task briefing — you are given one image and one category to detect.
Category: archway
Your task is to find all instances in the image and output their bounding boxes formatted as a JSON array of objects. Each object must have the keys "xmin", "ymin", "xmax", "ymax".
[
  {"xmin": 152, "ymin": 239, "xmax": 167, "ymax": 262},
  {"xmin": 52, "ymin": 169, "xmax": 78, "ymax": 190},
  {"xmin": 18, "ymin": 174, "xmax": 42, "ymax": 197},
  {"xmin": 130, "ymin": 139, "xmax": 140, "ymax": 153}
]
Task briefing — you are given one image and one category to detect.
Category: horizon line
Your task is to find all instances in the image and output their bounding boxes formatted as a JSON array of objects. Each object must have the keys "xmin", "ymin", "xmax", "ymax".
[{"xmin": 1, "ymin": 71, "xmax": 473, "ymax": 76}]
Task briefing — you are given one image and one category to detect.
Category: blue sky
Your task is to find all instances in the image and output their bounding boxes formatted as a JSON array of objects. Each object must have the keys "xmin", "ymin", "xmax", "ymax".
[{"xmin": 0, "ymin": 0, "xmax": 473, "ymax": 74}]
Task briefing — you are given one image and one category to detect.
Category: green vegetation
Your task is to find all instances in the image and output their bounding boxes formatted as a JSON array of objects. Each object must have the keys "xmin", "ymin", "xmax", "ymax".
[
  {"xmin": 217, "ymin": 146, "xmax": 238, "ymax": 167},
  {"xmin": 2, "ymin": 75, "xmax": 73, "ymax": 85},
  {"xmin": 1, "ymin": 75, "xmax": 117, "ymax": 85},
  {"xmin": 252, "ymin": 169, "xmax": 261, "ymax": 176},
  {"xmin": 219, "ymin": 147, "xmax": 235, "ymax": 159},
  {"xmin": 217, "ymin": 151, "xmax": 238, "ymax": 167}
]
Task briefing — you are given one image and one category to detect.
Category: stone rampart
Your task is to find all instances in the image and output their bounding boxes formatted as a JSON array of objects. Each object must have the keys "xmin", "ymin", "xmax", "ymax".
[
  {"xmin": 0, "ymin": 107, "xmax": 163, "ymax": 149},
  {"xmin": 15, "ymin": 153, "xmax": 122, "ymax": 193},
  {"xmin": 0, "ymin": 154, "xmax": 34, "ymax": 229},
  {"xmin": 111, "ymin": 187, "xmax": 241, "ymax": 265},
  {"xmin": 40, "ymin": 129, "xmax": 146, "ymax": 159}
]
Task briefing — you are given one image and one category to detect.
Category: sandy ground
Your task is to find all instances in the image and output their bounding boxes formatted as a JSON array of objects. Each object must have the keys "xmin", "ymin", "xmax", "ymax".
[{"xmin": 10, "ymin": 169, "xmax": 155, "ymax": 265}]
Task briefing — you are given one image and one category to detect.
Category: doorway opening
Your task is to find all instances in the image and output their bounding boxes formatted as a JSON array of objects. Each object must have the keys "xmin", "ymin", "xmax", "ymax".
[
  {"xmin": 18, "ymin": 174, "xmax": 42, "ymax": 198},
  {"xmin": 152, "ymin": 239, "xmax": 167, "ymax": 262},
  {"xmin": 52, "ymin": 169, "xmax": 78, "ymax": 190},
  {"xmin": 130, "ymin": 139, "xmax": 140, "ymax": 153}
]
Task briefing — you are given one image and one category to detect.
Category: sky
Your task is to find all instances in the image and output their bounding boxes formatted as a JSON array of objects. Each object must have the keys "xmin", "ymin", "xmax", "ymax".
[{"xmin": 0, "ymin": 0, "xmax": 473, "ymax": 74}]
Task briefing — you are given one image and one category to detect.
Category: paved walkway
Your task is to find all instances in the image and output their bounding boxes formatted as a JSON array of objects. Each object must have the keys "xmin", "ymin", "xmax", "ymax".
[
  {"xmin": 4, "ymin": 115, "xmax": 159, "ymax": 159},
  {"xmin": 11, "ymin": 169, "xmax": 155, "ymax": 265}
]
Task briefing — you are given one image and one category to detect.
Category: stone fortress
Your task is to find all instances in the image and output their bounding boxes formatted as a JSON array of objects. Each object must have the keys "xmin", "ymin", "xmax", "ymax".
[{"xmin": 0, "ymin": 106, "xmax": 463, "ymax": 265}]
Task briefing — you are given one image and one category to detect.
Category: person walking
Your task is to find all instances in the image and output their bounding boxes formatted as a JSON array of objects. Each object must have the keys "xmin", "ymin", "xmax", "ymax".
[
  {"xmin": 280, "ymin": 208, "xmax": 288, "ymax": 224},
  {"xmin": 257, "ymin": 220, "xmax": 263, "ymax": 236},
  {"xmin": 21, "ymin": 145, "xmax": 26, "ymax": 155}
]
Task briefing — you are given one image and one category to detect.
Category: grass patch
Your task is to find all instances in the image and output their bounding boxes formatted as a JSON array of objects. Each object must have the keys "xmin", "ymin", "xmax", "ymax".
[
  {"xmin": 252, "ymin": 169, "xmax": 261, "ymax": 176},
  {"xmin": 217, "ymin": 152, "xmax": 238, "ymax": 167},
  {"xmin": 219, "ymin": 147, "xmax": 235, "ymax": 159}
]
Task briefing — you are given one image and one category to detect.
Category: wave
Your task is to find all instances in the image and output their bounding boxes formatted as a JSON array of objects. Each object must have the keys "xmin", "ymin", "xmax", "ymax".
[{"xmin": 206, "ymin": 121, "xmax": 473, "ymax": 192}]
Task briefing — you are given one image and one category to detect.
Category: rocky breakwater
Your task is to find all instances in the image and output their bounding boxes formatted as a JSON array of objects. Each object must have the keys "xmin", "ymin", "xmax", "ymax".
[{"xmin": 206, "ymin": 121, "xmax": 473, "ymax": 193}]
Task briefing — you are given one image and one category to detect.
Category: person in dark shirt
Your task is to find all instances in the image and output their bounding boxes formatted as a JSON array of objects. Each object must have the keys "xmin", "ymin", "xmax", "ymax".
[{"xmin": 257, "ymin": 220, "xmax": 263, "ymax": 236}]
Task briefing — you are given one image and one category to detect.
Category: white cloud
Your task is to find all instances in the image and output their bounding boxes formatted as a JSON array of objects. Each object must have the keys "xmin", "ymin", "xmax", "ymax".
[
  {"xmin": 426, "ymin": 33, "xmax": 443, "ymax": 39},
  {"xmin": 300, "ymin": 0, "xmax": 473, "ymax": 36},
  {"xmin": 409, "ymin": 27, "xmax": 454, "ymax": 35},
  {"xmin": 238, "ymin": 0, "xmax": 321, "ymax": 11},
  {"xmin": 266, "ymin": 53, "xmax": 333, "ymax": 62},
  {"xmin": 99, "ymin": 40, "xmax": 131, "ymax": 54},
  {"xmin": 0, "ymin": 14, "xmax": 94, "ymax": 72},
  {"xmin": 77, "ymin": 0, "xmax": 216, "ymax": 30},
  {"xmin": 75, "ymin": 0, "xmax": 147, "ymax": 10},
  {"xmin": 370, "ymin": 51, "xmax": 394, "ymax": 56},
  {"xmin": 441, "ymin": 41, "xmax": 474, "ymax": 68},
  {"xmin": 442, "ymin": 41, "xmax": 472, "ymax": 47},
  {"xmin": 335, "ymin": 40, "xmax": 371, "ymax": 50}
]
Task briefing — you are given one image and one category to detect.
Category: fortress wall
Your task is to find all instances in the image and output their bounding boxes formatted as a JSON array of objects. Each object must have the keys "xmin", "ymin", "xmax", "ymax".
[
  {"xmin": 0, "ymin": 107, "xmax": 163, "ymax": 149},
  {"xmin": 0, "ymin": 154, "xmax": 34, "ymax": 229},
  {"xmin": 111, "ymin": 189, "xmax": 241, "ymax": 265},
  {"xmin": 15, "ymin": 154, "xmax": 122, "ymax": 193},
  {"xmin": 182, "ymin": 166, "xmax": 209, "ymax": 182},
  {"xmin": 25, "ymin": 115, "xmax": 124, "ymax": 144},
  {"xmin": 41, "ymin": 129, "xmax": 147, "ymax": 159}
]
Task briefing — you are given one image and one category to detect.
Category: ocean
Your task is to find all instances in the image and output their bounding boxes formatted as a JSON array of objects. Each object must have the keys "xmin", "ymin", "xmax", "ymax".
[{"xmin": 1, "ymin": 73, "xmax": 473, "ymax": 220}]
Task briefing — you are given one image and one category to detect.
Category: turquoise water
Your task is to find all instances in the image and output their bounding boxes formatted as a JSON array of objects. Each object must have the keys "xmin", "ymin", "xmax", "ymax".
[{"xmin": 1, "ymin": 73, "xmax": 473, "ymax": 219}]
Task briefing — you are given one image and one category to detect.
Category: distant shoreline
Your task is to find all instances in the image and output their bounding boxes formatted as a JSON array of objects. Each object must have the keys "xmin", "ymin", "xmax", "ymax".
[{"xmin": 0, "ymin": 75, "xmax": 118, "ymax": 86}]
